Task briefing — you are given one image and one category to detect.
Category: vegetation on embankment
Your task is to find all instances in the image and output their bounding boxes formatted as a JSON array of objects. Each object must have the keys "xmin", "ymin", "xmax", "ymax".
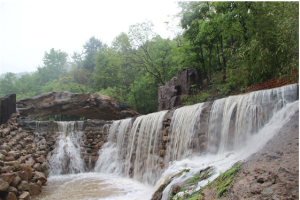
[
  {"xmin": 151, "ymin": 162, "xmax": 243, "ymax": 200},
  {"xmin": 1, "ymin": 2, "xmax": 298, "ymax": 115}
]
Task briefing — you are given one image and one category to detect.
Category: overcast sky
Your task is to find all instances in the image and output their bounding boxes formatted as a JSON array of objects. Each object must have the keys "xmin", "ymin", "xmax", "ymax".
[{"xmin": 0, "ymin": 0, "xmax": 181, "ymax": 75}]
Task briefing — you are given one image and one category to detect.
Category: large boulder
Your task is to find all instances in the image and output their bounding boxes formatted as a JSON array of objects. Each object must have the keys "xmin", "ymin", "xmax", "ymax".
[
  {"xmin": 158, "ymin": 68, "xmax": 203, "ymax": 111},
  {"xmin": 17, "ymin": 91, "xmax": 139, "ymax": 120}
]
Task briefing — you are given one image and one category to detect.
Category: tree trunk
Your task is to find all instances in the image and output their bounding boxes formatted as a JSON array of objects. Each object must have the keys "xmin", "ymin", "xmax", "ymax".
[
  {"xmin": 231, "ymin": 35, "xmax": 236, "ymax": 68},
  {"xmin": 200, "ymin": 45, "xmax": 210, "ymax": 85},
  {"xmin": 216, "ymin": 44, "xmax": 222, "ymax": 71},
  {"xmin": 220, "ymin": 35, "xmax": 227, "ymax": 82}
]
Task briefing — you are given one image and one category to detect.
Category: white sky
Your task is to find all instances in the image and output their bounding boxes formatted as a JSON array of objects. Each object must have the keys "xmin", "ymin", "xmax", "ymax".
[{"xmin": 0, "ymin": 0, "xmax": 181, "ymax": 75}]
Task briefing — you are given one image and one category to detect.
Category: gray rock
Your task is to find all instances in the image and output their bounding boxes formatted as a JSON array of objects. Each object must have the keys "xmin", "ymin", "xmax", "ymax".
[
  {"xmin": 17, "ymin": 181, "xmax": 30, "ymax": 191},
  {"xmin": 0, "ymin": 178, "xmax": 9, "ymax": 191}
]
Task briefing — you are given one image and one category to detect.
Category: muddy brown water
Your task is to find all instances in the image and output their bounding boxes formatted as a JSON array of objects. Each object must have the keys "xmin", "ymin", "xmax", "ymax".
[{"xmin": 31, "ymin": 173, "xmax": 154, "ymax": 200}]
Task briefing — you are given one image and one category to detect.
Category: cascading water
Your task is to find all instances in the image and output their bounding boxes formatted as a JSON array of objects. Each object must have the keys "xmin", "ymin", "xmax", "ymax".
[
  {"xmin": 158, "ymin": 83, "xmax": 298, "ymax": 199},
  {"xmin": 96, "ymin": 110, "xmax": 168, "ymax": 185},
  {"xmin": 49, "ymin": 121, "xmax": 85, "ymax": 176},
  {"xmin": 208, "ymin": 83, "xmax": 298, "ymax": 154},
  {"xmin": 130, "ymin": 111, "xmax": 168, "ymax": 185},
  {"xmin": 33, "ymin": 83, "xmax": 298, "ymax": 200},
  {"xmin": 160, "ymin": 100, "xmax": 298, "ymax": 199},
  {"xmin": 77, "ymin": 121, "xmax": 84, "ymax": 131},
  {"xmin": 165, "ymin": 103, "xmax": 205, "ymax": 163},
  {"xmin": 95, "ymin": 118, "xmax": 132, "ymax": 174}
]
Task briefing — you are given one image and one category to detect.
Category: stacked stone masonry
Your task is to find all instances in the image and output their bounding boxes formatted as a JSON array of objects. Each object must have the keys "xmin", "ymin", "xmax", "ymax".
[{"xmin": 0, "ymin": 113, "xmax": 49, "ymax": 200}]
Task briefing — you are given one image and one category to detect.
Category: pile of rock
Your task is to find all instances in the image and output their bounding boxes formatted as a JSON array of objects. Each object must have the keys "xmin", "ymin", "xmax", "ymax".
[
  {"xmin": 0, "ymin": 113, "xmax": 49, "ymax": 200},
  {"xmin": 80, "ymin": 120, "xmax": 111, "ymax": 170}
]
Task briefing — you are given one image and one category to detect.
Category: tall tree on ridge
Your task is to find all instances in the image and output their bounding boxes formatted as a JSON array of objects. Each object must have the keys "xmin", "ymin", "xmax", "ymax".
[
  {"xmin": 43, "ymin": 48, "xmax": 68, "ymax": 81},
  {"xmin": 82, "ymin": 36, "xmax": 103, "ymax": 72}
]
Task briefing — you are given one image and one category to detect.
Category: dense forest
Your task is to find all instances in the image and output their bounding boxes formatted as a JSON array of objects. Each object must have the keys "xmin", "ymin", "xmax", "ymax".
[{"xmin": 1, "ymin": 2, "xmax": 298, "ymax": 115}]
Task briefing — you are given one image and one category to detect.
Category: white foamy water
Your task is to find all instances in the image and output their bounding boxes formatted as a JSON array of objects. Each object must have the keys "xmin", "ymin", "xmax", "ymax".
[
  {"xmin": 33, "ymin": 84, "xmax": 298, "ymax": 199},
  {"xmin": 159, "ymin": 100, "xmax": 299, "ymax": 200},
  {"xmin": 31, "ymin": 173, "xmax": 154, "ymax": 200},
  {"xmin": 49, "ymin": 122, "xmax": 85, "ymax": 175},
  {"xmin": 95, "ymin": 111, "xmax": 168, "ymax": 185}
]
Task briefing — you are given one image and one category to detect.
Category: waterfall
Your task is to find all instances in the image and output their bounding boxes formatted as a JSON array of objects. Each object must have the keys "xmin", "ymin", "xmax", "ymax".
[
  {"xmin": 96, "ymin": 110, "xmax": 168, "ymax": 185},
  {"xmin": 49, "ymin": 121, "xmax": 85, "ymax": 176},
  {"xmin": 208, "ymin": 83, "xmax": 298, "ymax": 154},
  {"xmin": 94, "ymin": 83, "xmax": 298, "ymax": 187},
  {"xmin": 95, "ymin": 118, "xmax": 132, "ymax": 175},
  {"xmin": 130, "ymin": 111, "xmax": 168, "ymax": 185},
  {"xmin": 165, "ymin": 103, "xmax": 205, "ymax": 163},
  {"xmin": 34, "ymin": 84, "xmax": 298, "ymax": 199},
  {"xmin": 159, "ymin": 98, "xmax": 299, "ymax": 200},
  {"xmin": 77, "ymin": 121, "xmax": 84, "ymax": 131}
]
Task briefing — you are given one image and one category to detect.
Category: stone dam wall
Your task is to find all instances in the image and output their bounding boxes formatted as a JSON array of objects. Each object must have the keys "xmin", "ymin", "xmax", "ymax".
[{"xmin": 12, "ymin": 100, "xmax": 213, "ymax": 175}]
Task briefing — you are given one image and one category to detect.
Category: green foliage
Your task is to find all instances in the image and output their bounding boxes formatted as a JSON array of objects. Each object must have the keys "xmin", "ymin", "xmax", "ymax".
[
  {"xmin": 127, "ymin": 76, "xmax": 158, "ymax": 114},
  {"xmin": 1, "ymin": 3, "xmax": 298, "ymax": 116},
  {"xmin": 0, "ymin": 73, "xmax": 19, "ymax": 97},
  {"xmin": 43, "ymin": 48, "xmax": 68, "ymax": 82},
  {"xmin": 83, "ymin": 36, "xmax": 103, "ymax": 72},
  {"xmin": 209, "ymin": 162, "xmax": 242, "ymax": 198},
  {"xmin": 79, "ymin": 117, "xmax": 85, "ymax": 121},
  {"xmin": 52, "ymin": 76, "xmax": 84, "ymax": 93},
  {"xmin": 178, "ymin": 1, "xmax": 299, "ymax": 89},
  {"xmin": 182, "ymin": 90, "xmax": 212, "ymax": 105},
  {"xmin": 187, "ymin": 168, "xmax": 213, "ymax": 184}
]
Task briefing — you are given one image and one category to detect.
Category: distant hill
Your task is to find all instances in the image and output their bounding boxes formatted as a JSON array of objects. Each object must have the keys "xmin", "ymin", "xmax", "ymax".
[{"xmin": 0, "ymin": 71, "xmax": 35, "ymax": 79}]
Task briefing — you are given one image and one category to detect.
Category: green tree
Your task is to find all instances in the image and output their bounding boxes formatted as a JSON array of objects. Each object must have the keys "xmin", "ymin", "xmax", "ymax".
[
  {"xmin": 67, "ymin": 69, "xmax": 92, "ymax": 93},
  {"xmin": 43, "ymin": 48, "xmax": 68, "ymax": 81},
  {"xmin": 0, "ymin": 72, "xmax": 19, "ymax": 97},
  {"xmin": 128, "ymin": 21, "xmax": 175, "ymax": 85},
  {"xmin": 82, "ymin": 36, "xmax": 103, "ymax": 72},
  {"xmin": 71, "ymin": 51, "xmax": 84, "ymax": 69},
  {"xmin": 53, "ymin": 76, "xmax": 83, "ymax": 93}
]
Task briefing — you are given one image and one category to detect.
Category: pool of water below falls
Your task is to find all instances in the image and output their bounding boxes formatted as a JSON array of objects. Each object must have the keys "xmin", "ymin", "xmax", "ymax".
[{"xmin": 31, "ymin": 172, "xmax": 154, "ymax": 200}]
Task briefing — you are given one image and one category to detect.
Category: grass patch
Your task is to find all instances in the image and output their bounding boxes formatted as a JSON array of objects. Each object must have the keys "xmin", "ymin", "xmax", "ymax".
[
  {"xmin": 187, "ymin": 167, "xmax": 213, "ymax": 184},
  {"xmin": 208, "ymin": 161, "xmax": 243, "ymax": 198},
  {"xmin": 214, "ymin": 162, "xmax": 242, "ymax": 197}
]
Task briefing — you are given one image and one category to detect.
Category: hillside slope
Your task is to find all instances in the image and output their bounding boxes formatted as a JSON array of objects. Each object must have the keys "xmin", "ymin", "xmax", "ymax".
[
  {"xmin": 223, "ymin": 111, "xmax": 299, "ymax": 200},
  {"xmin": 200, "ymin": 111, "xmax": 299, "ymax": 200}
]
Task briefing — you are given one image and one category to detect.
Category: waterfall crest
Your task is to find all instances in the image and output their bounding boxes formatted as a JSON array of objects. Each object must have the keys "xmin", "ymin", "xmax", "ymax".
[{"xmin": 49, "ymin": 121, "xmax": 85, "ymax": 176}]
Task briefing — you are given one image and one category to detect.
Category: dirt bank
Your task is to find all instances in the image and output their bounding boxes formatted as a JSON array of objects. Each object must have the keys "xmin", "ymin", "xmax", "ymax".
[{"xmin": 223, "ymin": 111, "xmax": 299, "ymax": 200}]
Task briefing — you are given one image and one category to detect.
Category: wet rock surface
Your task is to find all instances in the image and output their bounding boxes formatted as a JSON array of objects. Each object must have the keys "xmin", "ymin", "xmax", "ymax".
[
  {"xmin": 16, "ymin": 91, "xmax": 139, "ymax": 120},
  {"xmin": 223, "ymin": 111, "xmax": 299, "ymax": 200}
]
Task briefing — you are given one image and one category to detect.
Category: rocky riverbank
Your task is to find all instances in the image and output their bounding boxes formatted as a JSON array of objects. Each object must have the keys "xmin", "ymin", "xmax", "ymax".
[{"xmin": 0, "ymin": 113, "xmax": 49, "ymax": 200}]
